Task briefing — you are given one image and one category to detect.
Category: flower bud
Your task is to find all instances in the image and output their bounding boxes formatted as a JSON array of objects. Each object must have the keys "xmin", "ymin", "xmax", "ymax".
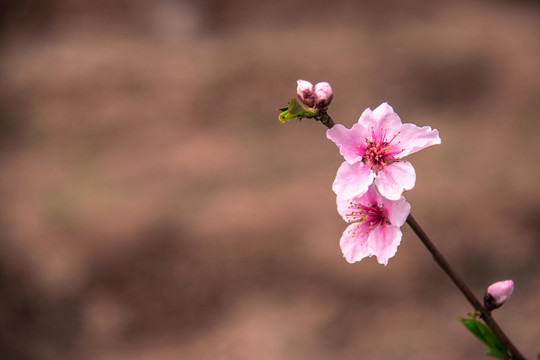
[
  {"xmin": 296, "ymin": 79, "xmax": 315, "ymax": 107},
  {"xmin": 313, "ymin": 81, "xmax": 333, "ymax": 110},
  {"xmin": 484, "ymin": 280, "xmax": 514, "ymax": 311}
]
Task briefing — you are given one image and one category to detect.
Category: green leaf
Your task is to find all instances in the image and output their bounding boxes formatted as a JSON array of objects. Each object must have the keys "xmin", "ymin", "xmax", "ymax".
[
  {"xmin": 286, "ymin": 98, "xmax": 306, "ymax": 117},
  {"xmin": 460, "ymin": 318, "xmax": 508, "ymax": 359},
  {"xmin": 486, "ymin": 348, "xmax": 507, "ymax": 359},
  {"xmin": 278, "ymin": 98, "xmax": 319, "ymax": 123},
  {"xmin": 278, "ymin": 109, "xmax": 296, "ymax": 123}
]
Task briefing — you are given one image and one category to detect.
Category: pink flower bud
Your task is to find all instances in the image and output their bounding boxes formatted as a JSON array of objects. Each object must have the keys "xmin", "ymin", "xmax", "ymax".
[
  {"xmin": 313, "ymin": 81, "xmax": 333, "ymax": 110},
  {"xmin": 484, "ymin": 280, "xmax": 514, "ymax": 311},
  {"xmin": 296, "ymin": 79, "xmax": 315, "ymax": 107}
]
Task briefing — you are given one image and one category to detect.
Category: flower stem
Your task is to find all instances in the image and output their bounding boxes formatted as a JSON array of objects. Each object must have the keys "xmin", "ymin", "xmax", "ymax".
[
  {"xmin": 315, "ymin": 111, "xmax": 335, "ymax": 129},
  {"xmin": 406, "ymin": 213, "xmax": 526, "ymax": 360}
]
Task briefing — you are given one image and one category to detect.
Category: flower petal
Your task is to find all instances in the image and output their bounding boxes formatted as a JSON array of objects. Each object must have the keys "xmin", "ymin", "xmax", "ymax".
[
  {"xmin": 340, "ymin": 223, "xmax": 371, "ymax": 263},
  {"xmin": 367, "ymin": 225, "xmax": 402, "ymax": 265},
  {"xmin": 333, "ymin": 161, "xmax": 376, "ymax": 200},
  {"xmin": 336, "ymin": 196, "xmax": 352, "ymax": 222},
  {"xmin": 382, "ymin": 196, "xmax": 411, "ymax": 227},
  {"xmin": 360, "ymin": 183, "xmax": 381, "ymax": 206},
  {"xmin": 326, "ymin": 124, "xmax": 369, "ymax": 164},
  {"xmin": 395, "ymin": 123, "xmax": 441, "ymax": 158},
  {"xmin": 358, "ymin": 103, "xmax": 402, "ymax": 130},
  {"xmin": 374, "ymin": 161, "xmax": 416, "ymax": 200}
]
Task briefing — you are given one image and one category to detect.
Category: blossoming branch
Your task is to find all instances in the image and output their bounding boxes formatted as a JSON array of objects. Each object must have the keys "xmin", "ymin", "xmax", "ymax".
[{"xmin": 277, "ymin": 79, "xmax": 528, "ymax": 360}]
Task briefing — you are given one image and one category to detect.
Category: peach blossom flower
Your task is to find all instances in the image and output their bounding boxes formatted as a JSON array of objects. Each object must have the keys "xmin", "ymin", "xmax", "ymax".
[
  {"xmin": 337, "ymin": 184, "xmax": 411, "ymax": 265},
  {"xmin": 327, "ymin": 103, "xmax": 440, "ymax": 200}
]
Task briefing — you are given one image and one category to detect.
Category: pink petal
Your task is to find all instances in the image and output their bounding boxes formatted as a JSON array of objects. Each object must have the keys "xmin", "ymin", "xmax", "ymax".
[
  {"xmin": 360, "ymin": 183, "xmax": 381, "ymax": 205},
  {"xmin": 367, "ymin": 225, "xmax": 402, "ymax": 265},
  {"xmin": 382, "ymin": 196, "xmax": 411, "ymax": 227},
  {"xmin": 358, "ymin": 103, "xmax": 402, "ymax": 130},
  {"xmin": 332, "ymin": 162, "xmax": 376, "ymax": 200},
  {"xmin": 340, "ymin": 223, "xmax": 371, "ymax": 263},
  {"xmin": 336, "ymin": 196, "xmax": 353, "ymax": 222},
  {"xmin": 374, "ymin": 161, "xmax": 416, "ymax": 200},
  {"xmin": 395, "ymin": 123, "xmax": 441, "ymax": 158},
  {"xmin": 326, "ymin": 124, "xmax": 369, "ymax": 164}
]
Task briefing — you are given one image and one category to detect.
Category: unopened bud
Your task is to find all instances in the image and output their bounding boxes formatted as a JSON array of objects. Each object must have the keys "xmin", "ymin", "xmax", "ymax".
[
  {"xmin": 296, "ymin": 79, "xmax": 315, "ymax": 107},
  {"xmin": 313, "ymin": 82, "xmax": 333, "ymax": 110},
  {"xmin": 484, "ymin": 280, "xmax": 514, "ymax": 311}
]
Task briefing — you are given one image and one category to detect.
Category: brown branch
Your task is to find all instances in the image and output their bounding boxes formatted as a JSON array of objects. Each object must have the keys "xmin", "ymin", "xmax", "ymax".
[{"xmin": 406, "ymin": 214, "xmax": 526, "ymax": 360}]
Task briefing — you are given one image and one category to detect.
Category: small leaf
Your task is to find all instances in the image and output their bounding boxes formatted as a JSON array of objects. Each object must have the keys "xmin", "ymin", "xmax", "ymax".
[
  {"xmin": 278, "ymin": 98, "xmax": 319, "ymax": 123},
  {"xmin": 460, "ymin": 318, "xmax": 508, "ymax": 359},
  {"xmin": 278, "ymin": 109, "xmax": 296, "ymax": 123},
  {"xmin": 286, "ymin": 98, "xmax": 306, "ymax": 116},
  {"xmin": 468, "ymin": 311, "xmax": 480, "ymax": 320}
]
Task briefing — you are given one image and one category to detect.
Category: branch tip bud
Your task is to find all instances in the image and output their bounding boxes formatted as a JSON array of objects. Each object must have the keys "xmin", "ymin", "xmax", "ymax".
[
  {"xmin": 313, "ymin": 81, "xmax": 333, "ymax": 110},
  {"xmin": 484, "ymin": 280, "xmax": 514, "ymax": 311},
  {"xmin": 296, "ymin": 79, "xmax": 315, "ymax": 107}
]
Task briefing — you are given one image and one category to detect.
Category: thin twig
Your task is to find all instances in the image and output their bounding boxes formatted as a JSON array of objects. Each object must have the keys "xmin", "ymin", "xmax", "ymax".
[
  {"xmin": 315, "ymin": 111, "xmax": 335, "ymax": 129},
  {"xmin": 406, "ymin": 213, "xmax": 526, "ymax": 360}
]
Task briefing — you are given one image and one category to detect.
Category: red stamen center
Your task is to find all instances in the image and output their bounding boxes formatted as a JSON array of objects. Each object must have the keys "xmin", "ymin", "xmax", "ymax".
[
  {"xmin": 346, "ymin": 202, "xmax": 389, "ymax": 233},
  {"xmin": 360, "ymin": 127, "xmax": 403, "ymax": 173}
]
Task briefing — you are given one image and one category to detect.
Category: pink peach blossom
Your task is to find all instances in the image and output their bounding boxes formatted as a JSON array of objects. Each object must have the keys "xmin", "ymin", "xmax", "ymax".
[
  {"xmin": 337, "ymin": 184, "xmax": 411, "ymax": 265},
  {"xmin": 327, "ymin": 103, "xmax": 440, "ymax": 200}
]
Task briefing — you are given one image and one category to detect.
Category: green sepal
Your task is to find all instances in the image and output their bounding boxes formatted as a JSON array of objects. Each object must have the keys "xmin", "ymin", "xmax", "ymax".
[
  {"xmin": 460, "ymin": 318, "xmax": 508, "ymax": 359},
  {"xmin": 278, "ymin": 98, "xmax": 319, "ymax": 123}
]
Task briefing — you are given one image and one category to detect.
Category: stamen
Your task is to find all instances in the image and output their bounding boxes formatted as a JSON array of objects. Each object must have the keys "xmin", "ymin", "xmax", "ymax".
[
  {"xmin": 345, "ymin": 201, "xmax": 388, "ymax": 235},
  {"xmin": 360, "ymin": 127, "xmax": 404, "ymax": 173}
]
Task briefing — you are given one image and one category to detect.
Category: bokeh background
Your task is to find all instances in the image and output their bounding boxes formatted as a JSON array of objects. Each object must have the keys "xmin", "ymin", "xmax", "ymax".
[{"xmin": 1, "ymin": 0, "xmax": 539, "ymax": 359}]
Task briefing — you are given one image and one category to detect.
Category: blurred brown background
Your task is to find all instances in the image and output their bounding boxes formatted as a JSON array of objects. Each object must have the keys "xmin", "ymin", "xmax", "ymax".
[{"xmin": 0, "ymin": 0, "xmax": 539, "ymax": 359}]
